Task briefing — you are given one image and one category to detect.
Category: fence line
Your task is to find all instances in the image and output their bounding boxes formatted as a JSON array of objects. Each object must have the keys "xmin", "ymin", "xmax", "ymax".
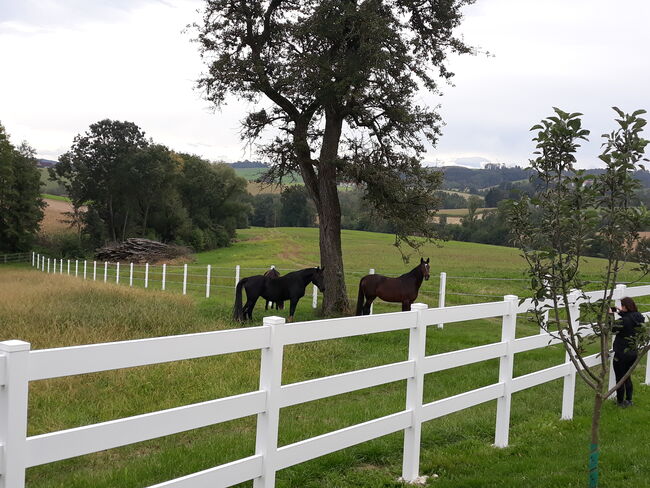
[
  {"xmin": 2, "ymin": 283, "xmax": 649, "ymax": 487},
  {"xmin": 22, "ymin": 252, "xmax": 634, "ymax": 311}
]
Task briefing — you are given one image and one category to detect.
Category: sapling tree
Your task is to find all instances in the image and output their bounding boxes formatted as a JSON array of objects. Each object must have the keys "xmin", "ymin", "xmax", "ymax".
[{"xmin": 508, "ymin": 107, "xmax": 650, "ymax": 487}]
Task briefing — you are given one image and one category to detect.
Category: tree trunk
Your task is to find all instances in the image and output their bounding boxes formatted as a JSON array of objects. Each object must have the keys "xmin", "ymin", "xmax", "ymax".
[
  {"xmin": 317, "ymin": 192, "xmax": 348, "ymax": 314},
  {"xmin": 316, "ymin": 113, "xmax": 349, "ymax": 315},
  {"xmin": 589, "ymin": 392, "xmax": 604, "ymax": 488}
]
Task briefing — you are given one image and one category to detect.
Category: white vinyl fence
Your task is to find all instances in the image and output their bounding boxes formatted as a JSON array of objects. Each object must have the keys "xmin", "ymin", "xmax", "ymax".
[{"xmin": 2, "ymin": 283, "xmax": 650, "ymax": 487}]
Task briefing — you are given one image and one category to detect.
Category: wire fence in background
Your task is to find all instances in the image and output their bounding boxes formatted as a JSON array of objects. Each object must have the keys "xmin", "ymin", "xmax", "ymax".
[
  {"xmin": 27, "ymin": 252, "xmax": 616, "ymax": 317},
  {"xmin": 0, "ymin": 252, "xmax": 31, "ymax": 264}
]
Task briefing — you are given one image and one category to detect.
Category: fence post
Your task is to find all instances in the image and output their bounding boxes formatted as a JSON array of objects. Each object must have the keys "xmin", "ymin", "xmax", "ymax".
[
  {"xmin": 0, "ymin": 340, "xmax": 31, "ymax": 488},
  {"xmin": 145, "ymin": 263, "xmax": 149, "ymax": 289},
  {"xmin": 162, "ymin": 264, "xmax": 166, "ymax": 291},
  {"xmin": 93, "ymin": 261, "xmax": 97, "ymax": 281},
  {"xmin": 495, "ymin": 294, "xmax": 518, "ymax": 448},
  {"xmin": 437, "ymin": 272, "xmax": 447, "ymax": 329},
  {"xmin": 235, "ymin": 265, "xmax": 241, "ymax": 286},
  {"xmin": 31, "ymin": 252, "xmax": 35, "ymax": 267},
  {"xmin": 254, "ymin": 316, "xmax": 286, "ymax": 488},
  {"xmin": 368, "ymin": 269, "xmax": 375, "ymax": 314},
  {"xmin": 561, "ymin": 290, "xmax": 580, "ymax": 420},
  {"xmin": 645, "ymin": 351, "xmax": 650, "ymax": 386},
  {"xmin": 41, "ymin": 255, "xmax": 45, "ymax": 271},
  {"xmin": 103, "ymin": 262, "xmax": 108, "ymax": 283},
  {"xmin": 401, "ymin": 302, "xmax": 428, "ymax": 483},
  {"xmin": 83, "ymin": 261, "xmax": 87, "ymax": 280},
  {"xmin": 47, "ymin": 258, "xmax": 50, "ymax": 273},
  {"xmin": 312, "ymin": 284, "xmax": 318, "ymax": 309},
  {"xmin": 75, "ymin": 260, "xmax": 78, "ymax": 277},
  {"xmin": 53, "ymin": 258, "xmax": 56, "ymax": 274},
  {"xmin": 183, "ymin": 264, "xmax": 188, "ymax": 295},
  {"xmin": 206, "ymin": 265, "xmax": 211, "ymax": 298},
  {"xmin": 116, "ymin": 262, "xmax": 120, "ymax": 284},
  {"xmin": 129, "ymin": 263, "xmax": 134, "ymax": 287}
]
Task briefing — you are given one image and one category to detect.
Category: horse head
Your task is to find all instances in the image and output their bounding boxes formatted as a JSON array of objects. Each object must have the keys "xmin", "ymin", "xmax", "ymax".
[
  {"xmin": 420, "ymin": 258, "xmax": 430, "ymax": 281},
  {"xmin": 312, "ymin": 266, "xmax": 326, "ymax": 291}
]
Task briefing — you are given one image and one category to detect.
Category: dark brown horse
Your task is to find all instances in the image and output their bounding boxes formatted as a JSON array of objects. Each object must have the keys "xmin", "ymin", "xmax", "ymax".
[
  {"xmin": 233, "ymin": 267, "xmax": 325, "ymax": 322},
  {"xmin": 264, "ymin": 266, "xmax": 283, "ymax": 310},
  {"xmin": 355, "ymin": 258, "xmax": 430, "ymax": 315}
]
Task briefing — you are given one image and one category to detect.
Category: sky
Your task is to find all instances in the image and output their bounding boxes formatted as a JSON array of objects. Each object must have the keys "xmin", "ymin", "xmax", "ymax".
[{"xmin": 1, "ymin": 0, "xmax": 649, "ymax": 168}]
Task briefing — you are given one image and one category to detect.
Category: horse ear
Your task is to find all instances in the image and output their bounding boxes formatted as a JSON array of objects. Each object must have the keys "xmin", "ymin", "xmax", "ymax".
[
  {"xmin": 426, "ymin": 258, "xmax": 430, "ymax": 264},
  {"xmin": 321, "ymin": 267, "xmax": 325, "ymax": 272},
  {"xmin": 420, "ymin": 257, "xmax": 424, "ymax": 263}
]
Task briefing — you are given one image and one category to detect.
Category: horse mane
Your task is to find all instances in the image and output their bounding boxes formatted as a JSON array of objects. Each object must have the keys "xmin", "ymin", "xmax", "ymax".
[{"xmin": 399, "ymin": 263, "xmax": 424, "ymax": 279}]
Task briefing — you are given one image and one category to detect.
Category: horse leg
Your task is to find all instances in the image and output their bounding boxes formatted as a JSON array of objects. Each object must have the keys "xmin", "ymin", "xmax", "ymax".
[
  {"xmin": 245, "ymin": 296, "xmax": 259, "ymax": 321},
  {"xmin": 362, "ymin": 296, "xmax": 375, "ymax": 315},
  {"xmin": 401, "ymin": 300, "xmax": 411, "ymax": 312},
  {"xmin": 288, "ymin": 298, "xmax": 299, "ymax": 322}
]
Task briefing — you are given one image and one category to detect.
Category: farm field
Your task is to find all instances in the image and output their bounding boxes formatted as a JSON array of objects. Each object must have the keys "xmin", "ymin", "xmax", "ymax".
[
  {"xmin": 4, "ymin": 230, "xmax": 650, "ymax": 487},
  {"xmin": 39, "ymin": 197, "xmax": 74, "ymax": 234}
]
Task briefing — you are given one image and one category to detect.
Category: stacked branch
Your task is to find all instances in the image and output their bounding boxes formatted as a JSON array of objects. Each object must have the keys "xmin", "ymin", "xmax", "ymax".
[{"xmin": 95, "ymin": 239, "xmax": 190, "ymax": 264}]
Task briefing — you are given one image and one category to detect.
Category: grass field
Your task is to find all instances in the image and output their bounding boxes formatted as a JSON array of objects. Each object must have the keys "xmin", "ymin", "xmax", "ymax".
[{"xmin": 4, "ymin": 229, "xmax": 650, "ymax": 487}]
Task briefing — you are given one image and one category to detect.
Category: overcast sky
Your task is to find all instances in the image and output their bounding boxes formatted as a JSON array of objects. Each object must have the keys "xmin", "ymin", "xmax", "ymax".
[{"xmin": 1, "ymin": 0, "xmax": 649, "ymax": 168}]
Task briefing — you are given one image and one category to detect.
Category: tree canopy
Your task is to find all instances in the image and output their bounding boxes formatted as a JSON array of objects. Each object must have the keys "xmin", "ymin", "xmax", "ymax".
[
  {"xmin": 0, "ymin": 123, "xmax": 44, "ymax": 252},
  {"xmin": 51, "ymin": 119, "xmax": 251, "ymax": 252}
]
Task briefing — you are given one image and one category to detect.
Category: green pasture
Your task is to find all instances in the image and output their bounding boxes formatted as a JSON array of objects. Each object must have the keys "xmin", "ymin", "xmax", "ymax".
[
  {"xmin": 1, "ymin": 264, "xmax": 649, "ymax": 488},
  {"xmin": 41, "ymin": 193, "xmax": 71, "ymax": 202},
  {"xmin": 4, "ymin": 228, "xmax": 650, "ymax": 487},
  {"xmin": 37, "ymin": 227, "xmax": 650, "ymax": 322},
  {"xmin": 39, "ymin": 168, "xmax": 67, "ymax": 196}
]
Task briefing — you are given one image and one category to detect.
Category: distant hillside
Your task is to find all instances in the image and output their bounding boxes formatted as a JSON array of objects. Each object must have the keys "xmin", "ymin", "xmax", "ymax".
[
  {"xmin": 36, "ymin": 158, "xmax": 58, "ymax": 168},
  {"xmin": 230, "ymin": 160, "xmax": 269, "ymax": 169},
  {"xmin": 438, "ymin": 165, "xmax": 650, "ymax": 192}
]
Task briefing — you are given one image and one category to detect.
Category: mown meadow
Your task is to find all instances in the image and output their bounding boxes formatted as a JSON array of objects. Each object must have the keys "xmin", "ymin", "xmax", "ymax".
[{"xmin": 2, "ymin": 228, "xmax": 650, "ymax": 487}]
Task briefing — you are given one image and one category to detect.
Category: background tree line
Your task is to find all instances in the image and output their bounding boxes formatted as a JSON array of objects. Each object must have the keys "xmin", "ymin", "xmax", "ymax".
[
  {"xmin": 50, "ymin": 119, "xmax": 251, "ymax": 254},
  {"xmin": 0, "ymin": 122, "xmax": 44, "ymax": 252}
]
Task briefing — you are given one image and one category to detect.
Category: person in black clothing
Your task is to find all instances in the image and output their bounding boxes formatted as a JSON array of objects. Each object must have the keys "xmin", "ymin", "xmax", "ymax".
[{"xmin": 610, "ymin": 297, "xmax": 645, "ymax": 407}]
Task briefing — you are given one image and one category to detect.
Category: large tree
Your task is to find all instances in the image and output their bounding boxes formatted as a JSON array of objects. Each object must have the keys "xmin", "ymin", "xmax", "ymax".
[
  {"xmin": 52, "ymin": 119, "xmax": 149, "ymax": 242},
  {"xmin": 193, "ymin": 0, "xmax": 475, "ymax": 314},
  {"xmin": 0, "ymin": 123, "xmax": 44, "ymax": 252}
]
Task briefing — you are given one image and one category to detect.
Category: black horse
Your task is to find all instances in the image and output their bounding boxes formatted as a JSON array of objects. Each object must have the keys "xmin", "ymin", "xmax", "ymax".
[
  {"xmin": 264, "ymin": 267, "xmax": 283, "ymax": 311},
  {"xmin": 233, "ymin": 267, "xmax": 325, "ymax": 322},
  {"xmin": 355, "ymin": 258, "xmax": 430, "ymax": 315}
]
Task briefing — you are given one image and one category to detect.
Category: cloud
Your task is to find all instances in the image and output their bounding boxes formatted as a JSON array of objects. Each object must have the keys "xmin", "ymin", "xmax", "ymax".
[{"xmin": 0, "ymin": 0, "xmax": 648, "ymax": 167}]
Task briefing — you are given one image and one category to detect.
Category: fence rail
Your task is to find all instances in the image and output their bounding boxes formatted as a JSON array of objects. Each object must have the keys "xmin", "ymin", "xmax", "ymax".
[
  {"xmin": 2, "ymin": 282, "xmax": 650, "ymax": 487},
  {"xmin": 0, "ymin": 253, "xmax": 31, "ymax": 264}
]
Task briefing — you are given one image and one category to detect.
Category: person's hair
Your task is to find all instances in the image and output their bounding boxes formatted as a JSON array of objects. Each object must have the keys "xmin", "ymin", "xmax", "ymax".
[{"xmin": 620, "ymin": 297, "xmax": 638, "ymax": 313}]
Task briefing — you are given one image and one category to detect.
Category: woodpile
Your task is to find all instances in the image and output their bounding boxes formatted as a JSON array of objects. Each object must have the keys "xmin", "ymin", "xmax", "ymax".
[{"xmin": 95, "ymin": 238, "xmax": 190, "ymax": 263}]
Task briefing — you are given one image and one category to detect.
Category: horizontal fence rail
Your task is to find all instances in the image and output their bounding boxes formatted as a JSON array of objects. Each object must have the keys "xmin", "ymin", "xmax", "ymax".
[{"xmin": 2, "ymin": 280, "xmax": 650, "ymax": 487}]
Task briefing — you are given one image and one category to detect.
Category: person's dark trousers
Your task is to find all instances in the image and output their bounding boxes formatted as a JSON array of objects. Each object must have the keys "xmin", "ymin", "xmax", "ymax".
[{"xmin": 613, "ymin": 352, "xmax": 637, "ymax": 403}]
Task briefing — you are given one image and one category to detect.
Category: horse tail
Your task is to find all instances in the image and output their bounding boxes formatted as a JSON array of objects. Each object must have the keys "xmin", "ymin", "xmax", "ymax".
[
  {"xmin": 355, "ymin": 278, "xmax": 366, "ymax": 316},
  {"xmin": 233, "ymin": 278, "xmax": 248, "ymax": 321}
]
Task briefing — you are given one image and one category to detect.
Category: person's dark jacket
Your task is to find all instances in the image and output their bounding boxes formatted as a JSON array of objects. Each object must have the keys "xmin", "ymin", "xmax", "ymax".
[{"xmin": 613, "ymin": 310, "xmax": 645, "ymax": 355}]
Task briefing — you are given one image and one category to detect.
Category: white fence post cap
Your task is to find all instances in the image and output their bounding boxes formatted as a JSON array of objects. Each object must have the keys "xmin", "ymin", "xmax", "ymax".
[
  {"xmin": 504, "ymin": 294, "xmax": 518, "ymax": 301},
  {"xmin": 410, "ymin": 303, "xmax": 428, "ymax": 311},
  {"xmin": 0, "ymin": 340, "xmax": 30, "ymax": 352},
  {"xmin": 263, "ymin": 316, "xmax": 286, "ymax": 326}
]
